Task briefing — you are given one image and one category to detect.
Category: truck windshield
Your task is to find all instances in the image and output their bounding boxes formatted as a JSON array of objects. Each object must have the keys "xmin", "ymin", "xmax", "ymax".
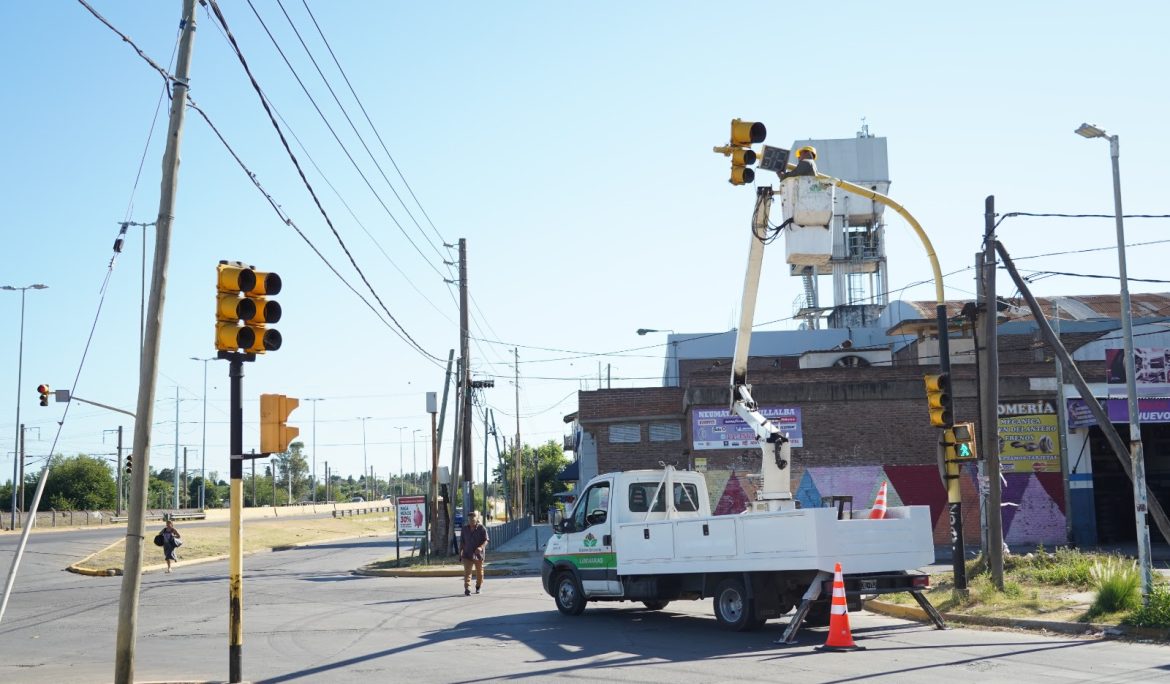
[{"xmin": 628, "ymin": 482, "xmax": 700, "ymax": 513}]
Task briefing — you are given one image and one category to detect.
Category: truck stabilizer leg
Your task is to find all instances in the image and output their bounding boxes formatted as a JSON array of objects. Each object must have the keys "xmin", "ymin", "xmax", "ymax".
[
  {"xmin": 912, "ymin": 590, "xmax": 948, "ymax": 629},
  {"xmin": 777, "ymin": 570, "xmax": 830, "ymax": 644}
]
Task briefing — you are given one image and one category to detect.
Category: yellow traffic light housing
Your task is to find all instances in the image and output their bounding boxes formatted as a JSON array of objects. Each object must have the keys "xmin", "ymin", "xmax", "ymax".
[
  {"xmin": 216, "ymin": 261, "xmax": 284, "ymax": 353},
  {"xmin": 260, "ymin": 393, "xmax": 300, "ymax": 454},
  {"xmin": 714, "ymin": 118, "xmax": 766, "ymax": 186},
  {"xmin": 951, "ymin": 422, "xmax": 978, "ymax": 461},
  {"xmin": 923, "ymin": 373, "xmax": 952, "ymax": 427}
]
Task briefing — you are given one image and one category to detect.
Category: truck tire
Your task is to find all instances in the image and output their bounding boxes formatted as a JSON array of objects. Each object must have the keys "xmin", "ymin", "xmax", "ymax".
[
  {"xmin": 554, "ymin": 572, "xmax": 587, "ymax": 616},
  {"xmin": 713, "ymin": 578, "xmax": 754, "ymax": 631},
  {"xmin": 642, "ymin": 600, "xmax": 670, "ymax": 611}
]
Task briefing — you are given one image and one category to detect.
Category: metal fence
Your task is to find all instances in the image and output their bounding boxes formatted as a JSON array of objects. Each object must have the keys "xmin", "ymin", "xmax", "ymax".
[
  {"xmin": 1, "ymin": 508, "xmax": 207, "ymax": 531},
  {"xmin": 486, "ymin": 516, "xmax": 532, "ymax": 549}
]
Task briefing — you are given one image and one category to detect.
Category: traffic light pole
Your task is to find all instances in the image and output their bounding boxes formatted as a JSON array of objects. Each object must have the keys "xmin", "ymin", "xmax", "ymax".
[
  {"xmin": 221, "ymin": 350, "xmax": 255, "ymax": 683},
  {"xmin": 937, "ymin": 306, "xmax": 966, "ymax": 594}
]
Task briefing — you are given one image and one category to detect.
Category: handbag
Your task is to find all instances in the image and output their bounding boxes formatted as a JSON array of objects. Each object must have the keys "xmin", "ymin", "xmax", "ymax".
[
  {"xmin": 153, "ymin": 533, "xmax": 164, "ymax": 547},
  {"xmin": 172, "ymin": 537, "xmax": 183, "ymax": 547}
]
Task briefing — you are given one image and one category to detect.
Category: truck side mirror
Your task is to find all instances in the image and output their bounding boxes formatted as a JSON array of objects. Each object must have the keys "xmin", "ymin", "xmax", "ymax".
[{"xmin": 552, "ymin": 508, "xmax": 564, "ymax": 528}]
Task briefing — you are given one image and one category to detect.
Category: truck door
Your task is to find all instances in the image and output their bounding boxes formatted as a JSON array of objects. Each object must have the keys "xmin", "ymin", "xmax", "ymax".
[{"xmin": 568, "ymin": 479, "xmax": 619, "ymax": 595}]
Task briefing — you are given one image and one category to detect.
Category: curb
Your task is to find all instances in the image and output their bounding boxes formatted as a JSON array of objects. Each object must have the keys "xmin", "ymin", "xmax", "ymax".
[
  {"xmin": 355, "ymin": 564, "xmax": 539, "ymax": 578},
  {"xmin": 865, "ymin": 599, "xmax": 1170, "ymax": 641}
]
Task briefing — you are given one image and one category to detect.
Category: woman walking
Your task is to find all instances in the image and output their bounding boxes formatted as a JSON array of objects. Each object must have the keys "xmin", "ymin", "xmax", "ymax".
[{"xmin": 159, "ymin": 520, "xmax": 182, "ymax": 573}]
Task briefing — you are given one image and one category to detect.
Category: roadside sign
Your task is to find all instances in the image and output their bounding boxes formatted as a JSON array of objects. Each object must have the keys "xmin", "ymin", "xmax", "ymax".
[{"xmin": 397, "ymin": 495, "xmax": 427, "ymax": 537}]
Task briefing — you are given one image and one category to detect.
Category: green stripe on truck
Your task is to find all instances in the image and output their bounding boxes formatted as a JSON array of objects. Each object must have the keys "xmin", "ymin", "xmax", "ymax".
[{"xmin": 546, "ymin": 553, "xmax": 617, "ymax": 569}]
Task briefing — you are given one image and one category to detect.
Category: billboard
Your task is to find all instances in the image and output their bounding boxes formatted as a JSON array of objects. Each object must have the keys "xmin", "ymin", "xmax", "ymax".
[
  {"xmin": 1066, "ymin": 397, "xmax": 1170, "ymax": 429},
  {"xmin": 997, "ymin": 402, "xmax": 1060, "ymax": 474},
  {"xmin": 692, "ymin": 406, "xmax": 803, "ymax": 450},
  {"xmin": 397, "ymin": 495, "xmax": 427, "ymax": 537},
  {"xmin": 1106, "ymin": 347, "xmax": 1170, "ymax": 385}
]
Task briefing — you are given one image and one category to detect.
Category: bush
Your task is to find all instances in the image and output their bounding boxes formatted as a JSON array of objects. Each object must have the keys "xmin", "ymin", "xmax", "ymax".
[
  {"xmin": 1087, "ymin": 556, "xmax": 1141, "ymax": 617},
  {"xmin": 1123, "ymin": 586, "xmax": 1170, "ymax": 629}
]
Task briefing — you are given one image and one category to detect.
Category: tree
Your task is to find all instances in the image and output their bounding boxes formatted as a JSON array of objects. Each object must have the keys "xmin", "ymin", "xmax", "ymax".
[
  {"xmin": 276, "ymin": 441, "xmax": 309, "ymax": 503},
  {"xmin": 38, "ymin": 454, "xmax": 116, "ymax": 510},
  {"xmin": 496, "ymin": 439, "xmax": 570, "ymax": 518}
]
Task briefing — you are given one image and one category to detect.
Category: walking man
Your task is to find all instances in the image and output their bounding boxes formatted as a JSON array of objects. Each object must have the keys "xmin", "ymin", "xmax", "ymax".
[{"xmin": 460, "ymin": 510, "xmax": 489, "ymax": 596}]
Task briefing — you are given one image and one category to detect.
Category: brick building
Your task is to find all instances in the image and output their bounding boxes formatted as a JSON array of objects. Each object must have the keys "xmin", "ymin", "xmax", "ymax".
[{"xmin": 566, "ymin": 294, "xmax": 1170, "ymax": 549}]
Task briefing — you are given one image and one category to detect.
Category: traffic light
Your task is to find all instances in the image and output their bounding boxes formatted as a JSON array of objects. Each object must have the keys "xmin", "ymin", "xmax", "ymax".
[
  {"xmin": 923, "ymin": 373, "xmax": 952, "ymax": 427},
  {"xmin": 713, "ymin": 118, "xmax": 766, "ymax": 185},
  {"xmin": 125, "ymin": 453, "xmax": 133, "ymax": 475},
  {"xmin": 951, "ymin": 422, "xmax": 978, "ymax": 461},
  {"xmin": 37, "ymin": 384, "xmax": 51, "ymax": 407},
  {"xmin": 216, "ymin": 261, "xmax": 283, "ymax": 354},
  {"xmin": 260, "ymin": 394, "xmax": 299, "ymax": 454}
]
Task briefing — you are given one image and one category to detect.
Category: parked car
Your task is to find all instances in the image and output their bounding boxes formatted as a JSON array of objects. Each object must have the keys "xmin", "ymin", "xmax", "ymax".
[{"xmin": 350, "ymin": 496, "xmax": 365, "ymax": 503}]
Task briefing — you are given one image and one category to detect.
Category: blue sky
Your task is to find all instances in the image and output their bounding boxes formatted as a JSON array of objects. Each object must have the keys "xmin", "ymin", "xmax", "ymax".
[{"xmin": 2, "ymin": 1, "xmax": 1167, "ymax": 489}]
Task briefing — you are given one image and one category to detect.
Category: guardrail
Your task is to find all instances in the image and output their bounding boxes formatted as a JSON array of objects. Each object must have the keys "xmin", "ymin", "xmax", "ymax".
[{"xmin": 331, "ymin": 506, "xmax": 393, "ymax": 518}]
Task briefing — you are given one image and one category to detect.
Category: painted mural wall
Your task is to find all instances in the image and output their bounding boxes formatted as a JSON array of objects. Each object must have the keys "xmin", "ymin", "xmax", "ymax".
[{"xmin": 700, "ymin": 465, "xmax": 1068, "ymax": 548}]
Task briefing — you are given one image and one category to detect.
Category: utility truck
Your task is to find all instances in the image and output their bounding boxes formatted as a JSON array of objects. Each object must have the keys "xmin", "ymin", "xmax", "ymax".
[{"xmin": 542, "ymin": 132, "xmax": 944, "ymax": 640}]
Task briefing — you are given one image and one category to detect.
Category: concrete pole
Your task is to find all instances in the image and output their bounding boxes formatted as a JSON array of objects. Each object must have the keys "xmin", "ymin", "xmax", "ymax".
[
  {"xmin": 117, "ymin": 426, "xmax": 124, "ymax": 517},
  {"xmin": 1054, "ymin": 302, "xmax": 1074, "ymax": 543},
  {"xmin": 459, "ymin": 239, "xmax": 473, "ymax": 517},
  {"xmin": 1107, "ymin": 134, "xmax": 1153, "ymax": 600},
  {"xmin": 115, "ymin": 3, "xmax": 197, "ymax": 680},
  {"xmin": 983, "ymin": 196, "xmax": 1004, "ymax": 589}
]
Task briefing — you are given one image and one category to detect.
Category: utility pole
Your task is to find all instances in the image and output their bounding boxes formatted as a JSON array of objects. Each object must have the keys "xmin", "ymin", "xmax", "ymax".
[
  {"xmin": 183, "ymin": 447, "xmax": 189, "ymax": 509},
  {"xmin": 250, "ymin": 458, "xmax": 255, "ymax": 507},
  {"xmin": 448, "ymin": 360, "xmax": 464, "ymax": 555},
  {"xmin": 483, "ymin": 408, "xmax": 491, "ymax": 520},
  {"xmin": 1054, "ymin": 302, "xmax": 1074, "ymax": 543},
  {"xmin": 982, "ymin": 196, "xmax": 1004, "ymax": 589},
  {"xmin": 305, "ymin": 397, "xmax": 323, "ymax": 502},
  {"xmin": 432, "ymin": 351, "xmax": 454, "ymax": 555},
  {"xmin": 115, "ymin": 3, "xmax": 197, "ymax": 681},
  {"xmin": 458, "ymin": 239, "xmax": 473, "ymax": 518},
  {"xmin": 117, "ymin": 426, "xmax": 124, "ymax": 516},
  {"xmin": 18, "ymin": 425, "xmax": 25, "ymax": 516},
  {"xmin": 514, "ymin": 347, "xmax": 522, "ymax": 520},
  {"xmin": 173, "ymin": 385, "xmax": 180, "ymax": 509}
]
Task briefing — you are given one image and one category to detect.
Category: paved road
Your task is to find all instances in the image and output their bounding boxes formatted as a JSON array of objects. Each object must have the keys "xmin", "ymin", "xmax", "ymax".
[{"xmin": 2, "ymin": 534, "xmax": 1168, "ymax": 683}]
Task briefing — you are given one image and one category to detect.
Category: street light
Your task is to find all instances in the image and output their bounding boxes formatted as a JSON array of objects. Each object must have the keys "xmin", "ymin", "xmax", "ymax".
[
  {"xmin": 1075, "ymin": 121, "xmax": 1154, "ymax": 602},
  {"xmin": 635, "ymin": 328, "xmax": 674, "ymax": 336},
  {"xmin": 304, "ymin": 398, "xmax": 324, "ymax": 502},
  {"xmin": 189, "ymin": 356, "xmax": 214, "ymax": 509},
  {"xmin": 637, "ymin": 327, "xmax": 680, "ymax": 387},
  {"xmin": 394, "ymin": 426, "xmax": 408, "ymax": 497},
  {"xmin": 358, "ymin": 417, "xmax": 371, "ymax": 500},
  {"xmin": 4, "ymin": 283, "xmax": 48, "ymax": 531}
]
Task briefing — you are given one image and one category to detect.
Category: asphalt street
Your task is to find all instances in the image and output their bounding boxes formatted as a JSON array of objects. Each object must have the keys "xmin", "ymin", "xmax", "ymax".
[{"xmin": 2, "ymin": 529, "xmax": 1169, "ymax": 683}]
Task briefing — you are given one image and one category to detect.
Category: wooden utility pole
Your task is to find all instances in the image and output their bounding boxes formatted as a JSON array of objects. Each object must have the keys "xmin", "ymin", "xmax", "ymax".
[
  {"xmin": 459, "ymin": 239, "xmax": 473, "ymax": 517},
  {"xmin": 433, "ymin": 350, "xmax": 454, "ymax": 555},
  {"xmin": 115, "ymin": 2, "xmax": 197, "ymax": 681},
  {"xmin": 513, "ymin": 347, "xmax": 522, "ymax": 519}
]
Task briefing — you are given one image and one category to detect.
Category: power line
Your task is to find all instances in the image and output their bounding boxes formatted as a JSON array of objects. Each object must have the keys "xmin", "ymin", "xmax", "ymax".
[{"xmin": 205, "ymin": 0, "xmax": 442, "ymax": 364}]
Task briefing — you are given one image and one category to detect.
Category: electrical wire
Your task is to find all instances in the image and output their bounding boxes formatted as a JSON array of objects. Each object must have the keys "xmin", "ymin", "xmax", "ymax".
[{"xmin": 205, "ymin": 0, "xmax": 443, "ymax": 363}]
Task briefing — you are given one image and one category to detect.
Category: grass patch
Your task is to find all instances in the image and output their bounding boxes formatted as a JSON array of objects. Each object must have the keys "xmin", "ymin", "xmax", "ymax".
[
  {"xmin": 76, "ymin": 512, "xmax": 395, "ymax": 572},
  {"xmin": 890, "ymin": 547, "xmax": 1170, "ymax": 627}
]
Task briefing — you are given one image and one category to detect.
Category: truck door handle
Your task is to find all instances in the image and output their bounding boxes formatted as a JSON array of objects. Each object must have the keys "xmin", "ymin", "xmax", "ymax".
[
  {"xmin": 603, "ymin": 534, "xmax": 611, "ymax": 546},
  {"xmin": 703, "ymin": 524, "xmax": 709, "ymax": 536},
  {"xmin": 643, "ymin": 528, "xmax": 650, "ymax": 540}
]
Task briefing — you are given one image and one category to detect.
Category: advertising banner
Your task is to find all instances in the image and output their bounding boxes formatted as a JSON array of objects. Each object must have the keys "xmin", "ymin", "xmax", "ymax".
[
  {"xmin": 1106, "ymin": 347, "xmax": 1170, "ymax": 388},
  {"xmin": 998, "ymin": 414, "xmax": 1061, "ymax": 473},
  {"xmin": 397, "ymin": 495, "xmax": 427, "ymax": 537},
  {"xmin": 692, "ymin": 406, "xmax": 803, "ymax": 450},
  {"xmin": 1066, "ymin": 398, "xmax": 1170, "ymax": 429}
]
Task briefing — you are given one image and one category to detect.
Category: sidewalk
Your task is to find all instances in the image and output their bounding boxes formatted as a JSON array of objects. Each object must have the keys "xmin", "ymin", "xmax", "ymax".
[{"xmin": 356, "ymin": 524, "xmax": 554, "ymax": 578}]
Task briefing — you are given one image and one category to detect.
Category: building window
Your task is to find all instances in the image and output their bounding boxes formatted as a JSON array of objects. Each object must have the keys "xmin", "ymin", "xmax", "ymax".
[
  {"xmin": 649, "ymin": 422, "xmax": 682, "ymax": 442},
  {"xmin": 609, "ymin": 423, "xmax": 640, "ymax": 443}
]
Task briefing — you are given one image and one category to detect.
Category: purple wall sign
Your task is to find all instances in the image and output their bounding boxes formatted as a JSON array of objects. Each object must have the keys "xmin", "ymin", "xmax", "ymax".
[
  {"xmin": 1066, "ymin": 398, "xmax": 1170, "ymax": 429},
  {"xmin": 692, "ymin": 406, "xmax": 803, "ymax": 450}
]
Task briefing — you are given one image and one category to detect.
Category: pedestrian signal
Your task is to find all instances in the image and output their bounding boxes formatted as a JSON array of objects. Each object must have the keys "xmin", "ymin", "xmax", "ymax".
[
  {"xmin": 951, "ymin": 422, "xmax": 978, "ymax": 460},
  {"xmin": 260, "ymin": 394, "xmax": 299, "ymax": 454},
  {"xmin": 923, "ymin": 373, "xmax": 952, "ymax": 428}
]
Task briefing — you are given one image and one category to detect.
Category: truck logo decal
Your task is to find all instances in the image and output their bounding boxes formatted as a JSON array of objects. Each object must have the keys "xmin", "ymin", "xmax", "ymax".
[
  {"xmin": 583, "ymin": 533, "xmax": 598, "ymax": 548},
  {"xmin": 545, "ymin": 553, "xmax": 617, "ymax": 569}
]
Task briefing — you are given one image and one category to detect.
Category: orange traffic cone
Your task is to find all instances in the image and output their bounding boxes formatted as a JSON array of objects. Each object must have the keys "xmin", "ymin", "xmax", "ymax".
[
  {"xmin": 816, "ymin": 562, "xmax": 865, "ymax": 652},
  {"xmin": 869, "ymin": 482, "xmax": 888, "ymax": 520}
]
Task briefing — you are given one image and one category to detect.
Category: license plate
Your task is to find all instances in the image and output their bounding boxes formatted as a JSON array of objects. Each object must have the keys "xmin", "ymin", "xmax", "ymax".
[{"xmin": 859, "ymin": 579, "xmax": 877, "ymax": 591}]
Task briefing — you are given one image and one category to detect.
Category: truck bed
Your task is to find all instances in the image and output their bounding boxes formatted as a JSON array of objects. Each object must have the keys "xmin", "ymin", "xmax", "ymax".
[{"xmin": 613, "ymin": 504, "xmax": 933, "ymax": 575}]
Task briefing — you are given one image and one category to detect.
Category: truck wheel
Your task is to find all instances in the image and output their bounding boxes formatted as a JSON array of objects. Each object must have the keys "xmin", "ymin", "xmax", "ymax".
[
  {"xmin": 713, "ymin": 578, "xmax": 753, "ymax": 631},
  {"xmin": 642, "ymin": 600, "xmax": 670, "ymax": 611},
  {"xmin": 554, "ymin": 572, "xmax": 586, "ymax": 616}
]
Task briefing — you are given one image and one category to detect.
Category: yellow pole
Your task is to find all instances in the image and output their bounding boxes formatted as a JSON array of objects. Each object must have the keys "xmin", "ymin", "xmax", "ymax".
[{"xmin": 229, "ymin": 476, "xmax": 243, "ymax": 670}]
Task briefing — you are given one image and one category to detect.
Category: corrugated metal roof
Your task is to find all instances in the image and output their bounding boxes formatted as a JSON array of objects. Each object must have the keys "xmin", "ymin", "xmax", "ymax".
[{"xmin": 902, "ymin": 292, "xmax": 1170, "ymax": 323}]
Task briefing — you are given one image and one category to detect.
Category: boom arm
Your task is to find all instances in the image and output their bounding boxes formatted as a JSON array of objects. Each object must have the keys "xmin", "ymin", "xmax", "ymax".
[{"xmin": 729, "ymin": 187, "xmax": 793, "ymax": 508}]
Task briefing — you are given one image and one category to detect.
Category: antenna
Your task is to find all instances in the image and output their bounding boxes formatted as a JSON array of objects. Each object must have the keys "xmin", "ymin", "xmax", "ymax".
[{"xmin": 857, "ymin": 116, "xmax": 871, "ymax": 139}]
